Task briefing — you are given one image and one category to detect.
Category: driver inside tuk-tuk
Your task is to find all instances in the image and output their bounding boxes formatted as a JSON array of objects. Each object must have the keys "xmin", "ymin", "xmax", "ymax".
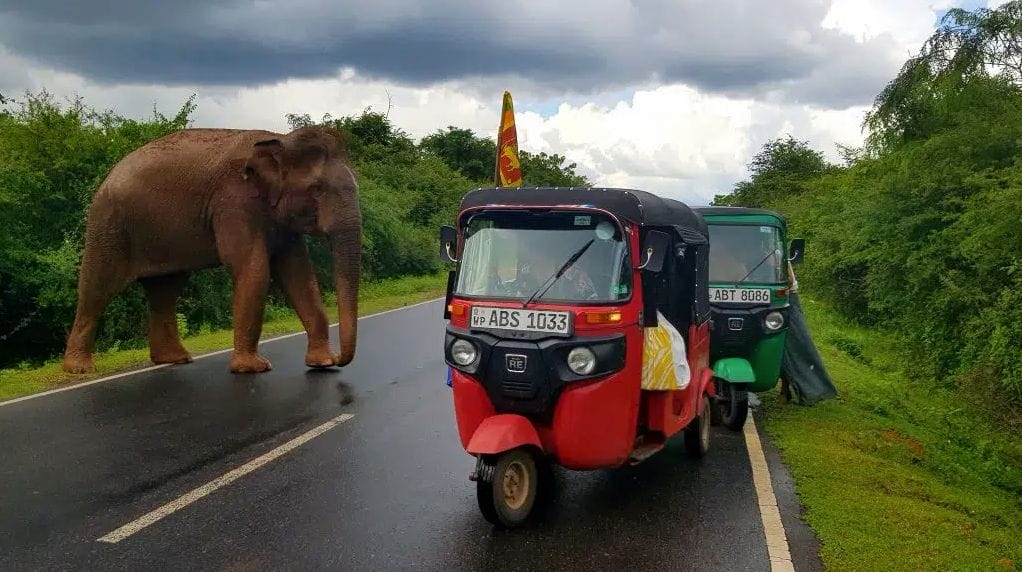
[
  {"xmin": 710, "ymin": 229, "xmax": 783, "ymax": 283},
  {"xmin": 510, "ymin": 250, "xmax": 598, "ymax": 301},
  {"xmin": 709, "ymin": 231, "xmax": 747, "ymax": 280}
]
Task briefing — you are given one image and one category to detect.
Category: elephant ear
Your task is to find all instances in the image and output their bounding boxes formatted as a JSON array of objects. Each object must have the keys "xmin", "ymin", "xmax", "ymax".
[{"xmin": 243, "ymin": 139, "xmax": 285, "ymax": 206}]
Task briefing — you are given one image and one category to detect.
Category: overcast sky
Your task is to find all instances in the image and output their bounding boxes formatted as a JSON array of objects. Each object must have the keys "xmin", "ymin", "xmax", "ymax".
[{"xmin": 0, "ymin": 0, "xmax": 1004, "ymax": 203}]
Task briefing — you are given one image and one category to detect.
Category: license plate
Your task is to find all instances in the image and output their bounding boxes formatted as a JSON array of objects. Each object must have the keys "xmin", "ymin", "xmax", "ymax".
[
  {"xmin": 709, "ymin": 287, "xmax": 772, "ymax": 305},
  {"xmin": 470, "ymin": 306, "xmax": 572, "ymax": 335}
]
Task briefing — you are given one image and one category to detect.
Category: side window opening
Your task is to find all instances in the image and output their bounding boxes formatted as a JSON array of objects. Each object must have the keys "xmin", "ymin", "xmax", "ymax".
[{"xmin": 653, "ymin": 238, "xmax": 693, "ymax": 334}]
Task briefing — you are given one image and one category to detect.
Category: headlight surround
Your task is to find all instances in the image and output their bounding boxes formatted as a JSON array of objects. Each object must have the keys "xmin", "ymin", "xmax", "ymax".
[
  {"xmin": 451, "ymin": 339, "xmax": 478, "ymax": 366},
  {"xmin": 567, "ymin": 346, "xmax": 597, "ymax": 375},
  {"xmin": 764, "ymin": 311, "xmax": 785, "ymax": 331}
]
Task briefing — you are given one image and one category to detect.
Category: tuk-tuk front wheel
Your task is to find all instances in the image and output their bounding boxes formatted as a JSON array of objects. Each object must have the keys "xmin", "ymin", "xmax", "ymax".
[
  {"xmin": 476, "ymin": 449, "xmax": 538, "ymax": 528},
  {"xmin": 718, "ymin": 380, "xmax": 749, "ymax": 431},
  {"xmin": 685, "ymin": 395, "xmax": 712, "ymax": 458}
]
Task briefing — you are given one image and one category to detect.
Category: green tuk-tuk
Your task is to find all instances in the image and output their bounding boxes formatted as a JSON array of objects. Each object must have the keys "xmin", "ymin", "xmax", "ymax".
[{"xmin": 694, "ymin": 207, "xmax": 804, "ymax": 430}]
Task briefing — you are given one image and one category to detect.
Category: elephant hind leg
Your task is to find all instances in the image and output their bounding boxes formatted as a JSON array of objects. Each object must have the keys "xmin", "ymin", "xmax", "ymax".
[
  {"xmin": 140, "ymin": 273, "xmax": 192, "ymax": 365},
  {"xmin": 62, "ymin": 244, "xmax": 131, "ymax": 374}
]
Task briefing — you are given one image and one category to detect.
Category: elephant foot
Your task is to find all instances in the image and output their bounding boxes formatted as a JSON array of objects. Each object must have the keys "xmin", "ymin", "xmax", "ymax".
[
  {"xmin": 305, "ymin": 347, "xmax": 337, "ymax": 368},
  {"xmin": 151, "ymin": 349, "xmax": 193, "ymax": 365},
  {"xmin": 62, "ymin": 353, "xmax": 96, "ymax": 374},
  {"xmin": 229, "ymin": 352, "xmax": 272, "ymax": 373}
]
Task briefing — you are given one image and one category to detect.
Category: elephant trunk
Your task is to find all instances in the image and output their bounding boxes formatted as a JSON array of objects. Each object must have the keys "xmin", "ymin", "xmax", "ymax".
[{"xmin": 331, "ymin": 224, "xmax": 361, "ymax": 366}]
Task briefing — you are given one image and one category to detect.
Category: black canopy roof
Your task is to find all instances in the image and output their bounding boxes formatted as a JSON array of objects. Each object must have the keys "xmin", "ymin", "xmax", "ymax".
[{"xmin": 460, "ymin": 187, "xmax": 707, "ymax": 240}]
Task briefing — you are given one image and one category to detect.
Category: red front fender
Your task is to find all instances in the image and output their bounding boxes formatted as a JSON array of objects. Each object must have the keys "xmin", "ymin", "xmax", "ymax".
[{"xmin": 466, "ymin": 414, "xmax": 544, "ymax": 456}]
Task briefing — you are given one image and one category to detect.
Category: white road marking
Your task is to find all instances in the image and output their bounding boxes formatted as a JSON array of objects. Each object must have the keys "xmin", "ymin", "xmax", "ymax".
[
  {"xmin": 1, "ymin": 297, "xmax": 444, "ymax": 407},
  {"xmin": 97, "ymin": 413, "xmax": 355, "ymax": 544},
  {"xmin": 744, "ymin": 415, "xmax": 796, "ymax": 572}
]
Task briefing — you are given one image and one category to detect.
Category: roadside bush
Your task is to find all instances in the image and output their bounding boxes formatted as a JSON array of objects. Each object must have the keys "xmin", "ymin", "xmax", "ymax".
[
  {"xmin": 740, "ymin": 82, "xmax": 1022, "ymax": 407},
  {"xmin": 0, "ymin": 91, "xmax": 193, "ymax": 366},
  {"xmin": 0, "ymin": 93, "xmax": 586, "ymax": 368},
  {"xmin": 721, "ymin": 3, "xmax": 1022, "ymax": 408}
]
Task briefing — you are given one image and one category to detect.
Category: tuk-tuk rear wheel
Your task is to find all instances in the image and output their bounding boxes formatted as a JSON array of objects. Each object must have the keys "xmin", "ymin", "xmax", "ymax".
[{"xmin": 476, "ymin": 449, "xmax": 538, "ymax": 528}]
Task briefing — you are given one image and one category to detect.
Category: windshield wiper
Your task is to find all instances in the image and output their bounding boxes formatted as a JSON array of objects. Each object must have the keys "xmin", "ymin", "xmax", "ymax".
[
  {"xmin": 523, "ymin": 240, "xmax": 594, "ymax": 308},
  {"xmin": 733, "ymin": 250, "xmax": 779, "ymax": 287}
]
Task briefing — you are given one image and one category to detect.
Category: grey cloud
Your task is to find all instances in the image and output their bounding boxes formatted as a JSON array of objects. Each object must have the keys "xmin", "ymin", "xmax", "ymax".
[
  {"xmin": 0, "ymin": 49, "xmax": 31, "ymax": 94},
  {"xmin": 0, "ymin": 0, "xmax": 905, "ymax": 108}
]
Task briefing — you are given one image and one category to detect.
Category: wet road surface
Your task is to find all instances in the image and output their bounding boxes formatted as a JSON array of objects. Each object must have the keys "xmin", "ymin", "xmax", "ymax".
[{"xmin": 0, "ymin": 299, "xmax": 822, "ymax": 571}]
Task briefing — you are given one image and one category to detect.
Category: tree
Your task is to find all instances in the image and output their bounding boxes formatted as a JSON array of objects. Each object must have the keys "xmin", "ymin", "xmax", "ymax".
[
  {"xmin": 867, "ymin": 1, "xmax": 1022, "ymax": 150},
  {"xmin": 712, "ymin": 136, "xmax": 831, "ymax": 207},
  {"xmin": 418, "ymin": 127, "xmax": 591, "ymax": 187},
  {"xmin": 519, "ymin": 151, "xmax": 591, "ymax": 187},
  {"xmin": 0, "ymin": 91, "xmax": 197, "ymax": 367},
  {"xmin": 420, "ymin": 126, "xmax": 496, "ymax": 182},
  {"xmin": 287, "ymin": 107, "xmax": 417, "ymax": 165}
]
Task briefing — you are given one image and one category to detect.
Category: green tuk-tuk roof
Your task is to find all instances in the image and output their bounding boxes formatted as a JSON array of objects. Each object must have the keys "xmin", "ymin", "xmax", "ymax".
[{"xmin": 693, "ymin": 206, "xmax": 787, "ymax": 228}]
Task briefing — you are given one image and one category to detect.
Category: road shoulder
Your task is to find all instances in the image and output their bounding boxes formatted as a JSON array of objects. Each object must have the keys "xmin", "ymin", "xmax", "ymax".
[{"xmin": 754, "ymin": 407, "xmax": 825, "ymax": 572}]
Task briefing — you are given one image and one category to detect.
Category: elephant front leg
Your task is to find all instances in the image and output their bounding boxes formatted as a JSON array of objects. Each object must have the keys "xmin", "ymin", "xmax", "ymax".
[
  {"xmin": 271, "ymin": 238, "xmax": 335, "ymax": 368},
  {"xmin": 227, "ymin": 250, "xmax": 273, "ymax": 373}
]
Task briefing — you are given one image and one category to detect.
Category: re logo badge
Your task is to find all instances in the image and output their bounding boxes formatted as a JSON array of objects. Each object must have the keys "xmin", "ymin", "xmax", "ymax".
[{"xmin": 505, "ymin": 354, "xmax": 527, "ymax": 373}]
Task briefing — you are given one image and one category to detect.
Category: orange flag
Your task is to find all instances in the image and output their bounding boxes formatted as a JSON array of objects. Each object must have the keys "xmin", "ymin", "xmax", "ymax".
[{"xmin": 495, "ymin": 91, "xmax": 523, "ymax": 187}]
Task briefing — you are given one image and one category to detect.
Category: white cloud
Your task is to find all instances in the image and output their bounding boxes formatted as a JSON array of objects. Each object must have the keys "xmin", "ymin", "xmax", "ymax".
[
  {"xmin": 7, "ymin": 0, "xmax": 993, "ymax": 207},
  {"xmin": 822, "ymin": 0, "xmax": 954, "ymax": 48},
  {"xmin": 514, "ymin": 85, "xmax": 869, "ymax": 205},
  {"xmin": 4, "ymin": 55, "xmax": 870, "ymax": 207},
  {"xmin": 515, "ymin": 86, "xmax": 754, "ymax": 203},
  {"xmin": 9, "ymin": 59, "xmax": 500, "ymax": 139}
]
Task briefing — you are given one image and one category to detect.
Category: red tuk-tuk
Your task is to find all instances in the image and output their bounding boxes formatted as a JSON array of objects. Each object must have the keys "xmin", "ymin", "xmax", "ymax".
[{"xmin": 439, "ymin": 187, "xmax": 715, "ymax": 527}]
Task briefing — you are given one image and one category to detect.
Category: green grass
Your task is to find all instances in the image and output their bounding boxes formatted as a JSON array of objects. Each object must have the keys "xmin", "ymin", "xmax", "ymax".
[
  {"xmin": 761, "ymin": 296, "xmax": 1022, "ymax": 572},
  {"xmin": 0, "ymin": 272, "xmax": 447, "ymax": 402}
]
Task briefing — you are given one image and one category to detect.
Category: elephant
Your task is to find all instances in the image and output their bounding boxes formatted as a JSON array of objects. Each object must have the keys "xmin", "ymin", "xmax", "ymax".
[{"xmin": 61, "ymin": 125, "xmax": 361, "ymax": 374}]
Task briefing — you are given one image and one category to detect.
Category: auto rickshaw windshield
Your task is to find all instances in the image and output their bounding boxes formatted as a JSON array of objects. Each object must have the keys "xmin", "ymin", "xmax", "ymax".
[
  {"xmin": 708, "ymin": 224, "xmax": 786, "ymax": 284},
  {"xmin": 455, "ymin": 211, "xmax": 632, "ymax": 303}
]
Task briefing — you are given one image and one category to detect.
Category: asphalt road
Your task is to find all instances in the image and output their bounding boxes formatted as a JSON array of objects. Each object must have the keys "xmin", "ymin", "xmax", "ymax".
[{"xmin": 0, "ymin": 299, "xmax": 823, "ymax": 571}]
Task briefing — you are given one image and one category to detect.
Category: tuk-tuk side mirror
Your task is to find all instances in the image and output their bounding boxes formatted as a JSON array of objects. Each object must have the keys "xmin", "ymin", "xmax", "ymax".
[
  {"xmin": 439, "ymin": 225, "xmax": 459, "ymax": 263},
  {"xmin": 637, "ymin": 230, "xmax": 671, "ymax": 273},
  {"xmin": 789, "ymin": 238, "xmax": 805, "ymax": 265}
]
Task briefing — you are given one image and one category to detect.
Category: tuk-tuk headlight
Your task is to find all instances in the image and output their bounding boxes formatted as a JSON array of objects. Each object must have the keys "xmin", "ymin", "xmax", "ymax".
[
  {"xmin": 451, "ymin": 339, "xmax": 478, "ymax": 366},
  {"xmin": 567, "ymin": 346, "xmax": 597, "ymax": 375},
  {"xmin": 764, "ymin": 311, "xmax": 785, "ymax": 331}
]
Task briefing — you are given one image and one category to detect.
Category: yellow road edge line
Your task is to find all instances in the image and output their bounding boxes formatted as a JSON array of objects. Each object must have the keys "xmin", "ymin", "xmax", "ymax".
[{"xmin": 744, "ymin": 414, "xmax": 796, "ymax": 572}]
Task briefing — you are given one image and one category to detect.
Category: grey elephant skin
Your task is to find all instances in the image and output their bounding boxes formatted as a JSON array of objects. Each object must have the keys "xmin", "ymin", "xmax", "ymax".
[{"xmin": 62, "ymin": 126, "xmax": 362, "ymax": 374}]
